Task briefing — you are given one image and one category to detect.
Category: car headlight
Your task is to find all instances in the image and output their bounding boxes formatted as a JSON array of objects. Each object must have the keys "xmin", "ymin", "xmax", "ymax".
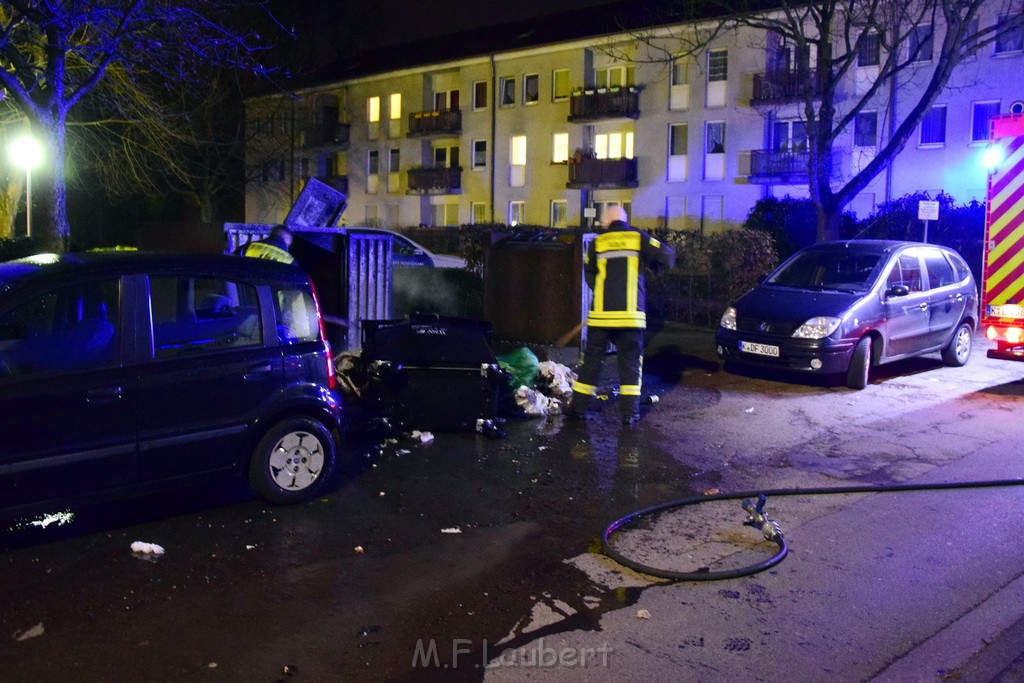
[
  {"xmin": 719, "ymin": 306, "xmax": 737, "ymax": 331},
  {"xmin": 792, "ymin": 316, "xmax": 841, "ymax": 339}
]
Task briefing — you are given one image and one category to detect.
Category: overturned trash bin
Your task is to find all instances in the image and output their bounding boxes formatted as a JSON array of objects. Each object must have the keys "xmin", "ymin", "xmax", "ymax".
[{"xmin": 360, "ymin": 314, "xmax": 509, "ymax": 433}]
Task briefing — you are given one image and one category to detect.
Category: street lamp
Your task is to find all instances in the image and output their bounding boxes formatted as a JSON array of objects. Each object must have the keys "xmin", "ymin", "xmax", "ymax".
[{"xmin": 8, "ymin": 134, "xmax": 43, "ymax": 238}]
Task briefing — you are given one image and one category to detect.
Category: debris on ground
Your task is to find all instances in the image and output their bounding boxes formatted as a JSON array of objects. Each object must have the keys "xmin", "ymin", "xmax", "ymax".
[
  {"xmin": 514, "ymin": 385, "xmax": 563, "ymax": 416},
  {"xmin": 130, "ymin": 541, "xmax": 165, "ymax": 556},
  {"xmin": 13, "ymin": 623, "xmax": 44, "ymax": 641},
  {"xmin": 333, "ymin": 349, "xmax": 363, "ymax": 397},
  {"xmin": 409, "ymin": 430, "xmax": 434, "ymax": 444},
  {"xmin": 441, "ymin": 527, "xmax": 463, "ymax": 534},
  {"xmin": 537, "ymin": 360, "xmax": 575, "ymax": 398},
  {"xmin": 635, "ymin": 609, "xmax": 652, "ymax": 619}
]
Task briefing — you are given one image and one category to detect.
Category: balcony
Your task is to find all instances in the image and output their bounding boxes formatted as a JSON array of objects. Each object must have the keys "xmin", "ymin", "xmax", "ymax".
[
  {"xmin": 407, "ymin": 166, "xmax": 462, "ymax": 195},
  {"xmin": 566, "ymin": 157, "xmax": 638, "ymax": 189},
  {"xmin": 751, "ymin": 69, "xmax": 826, "ymax": 104},
  {"xmin": 407, "ymin": 109, "xmax": 462, "ymax": 137},
  {"xmin": 568, "ymin": 87, "xmax": 641, "ymax": 123},
  {"xmin": 747, "ymin": 149, "xmax": 812, "ymax": 183},
  {"xmin": 303, "ymin": 120, "xmax": 350, "ymax": 148}
]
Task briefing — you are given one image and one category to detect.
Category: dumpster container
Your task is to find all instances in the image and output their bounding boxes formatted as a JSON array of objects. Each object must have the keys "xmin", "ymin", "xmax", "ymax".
[{"xmin": 359, "ymin": 314, "xmax": 509, "ymax": 431}]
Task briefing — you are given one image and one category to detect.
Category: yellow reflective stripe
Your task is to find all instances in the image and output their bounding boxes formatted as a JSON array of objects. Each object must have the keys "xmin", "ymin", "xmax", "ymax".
[
  {"xmin": 649, "ymin": 237, "xmax": 661, "ymax": 248},
  {"xmin": 595, "ymin": 231, "xmax": 641, "ymax": 252},
  {"xmin": 572, "ymin": 381, "xmax": 597, "ymax": 395},
  {"xmin": 627, "ymin": 255, "xmax": 639, "ymax": 311},
  {"xmin": 620, "ymin": 385, "xmax": 641, "ymax": 396},
  {"xmin": 587, "ymin": 311, "xmax": 646, "ymax": 327},
  {"xmin": 594, "ymin": 259, "xmax": 607, "ymax": 311}
]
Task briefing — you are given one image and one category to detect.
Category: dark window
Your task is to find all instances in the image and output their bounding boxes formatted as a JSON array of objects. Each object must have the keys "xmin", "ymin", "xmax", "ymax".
[
  {"xmin": 0, "ymin": 279, "xmax": 120, "ymax": 377},
  {"xmin": 500, "ymin": 77, "xmax": 516, "ymax": 106},
  {"xmin": 996, "ymin": 18, "xmax": 1024, "ymax": 53},
  {"xmin": 972, "ymin": 101, "xmax": 1000, "ymax": 142},
  {"xmin": 858, "ymin": 32, "xmax": 881, "ymax": 66},
  {"xmin": 473, "ymin": 140, "xmax": 487, "ymax": 168},
  {"xmin": 524, "ymin": 74, "xmax": 539, "ymax": 104},
  {"xmin": 473, "ymin": 81, "xmax": 487, "ymax": 109},
  {"xmin": 855, "ymin": 112, "xmax": 877, "ymax": 147},
  {"xmin": 922, "ymin": 250, "xmax": 956, "ymax": 289},
  {"xmin": 708, "ymin": 50, "xmax": 728, "ymax": 82},
  {"xmin": 909, "ymin": 25, "xmax": 933, "ymax": 62},
  {"xmin": 150, "ymin": 276, "xmax": 262, "ymax": 359},
  {"xmin": 920, "ymin": 106, "xmax": 947, "ymax": 145}
]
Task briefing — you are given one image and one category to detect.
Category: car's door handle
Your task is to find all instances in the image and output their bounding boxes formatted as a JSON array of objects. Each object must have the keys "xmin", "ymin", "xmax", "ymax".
[
  {"xmin": 919, "ymin": 302, "xmax": 929, "ymax": 310},
  {"xmin": 87, "ymin": 386, "xmax": 123, "ymax": 402},
  {"xmin": 243, "ymin": 363, "xmax": 274, "ymax": 380}
]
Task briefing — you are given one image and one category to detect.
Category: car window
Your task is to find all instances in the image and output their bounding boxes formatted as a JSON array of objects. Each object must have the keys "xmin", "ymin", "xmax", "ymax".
[
  {"xmin": 768, "ymin": 250, "xmax": 881, "ymax": 291},
  {"xmin": 921, "ymin": 250, "xmax": 957, "ymax": 289},
  {"xmin": 0, "ymin": 278, "xmax": 120, "ymax": 378},
  {"xmin": 273, "ymin": 284, "xmax": 321, "ymax": 345},
  {"xmin": 150, "ymin": 276, "xmax": 262, "ymax": 359},
  {"xmin": 886, "ymin": 254, "xmax": 924, "ymax": 293}
]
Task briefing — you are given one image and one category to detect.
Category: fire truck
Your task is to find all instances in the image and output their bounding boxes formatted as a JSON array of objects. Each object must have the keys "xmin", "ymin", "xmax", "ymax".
[{"xmin": 982, "ymin": 112, "xmax": 1024, "ymax": 360}]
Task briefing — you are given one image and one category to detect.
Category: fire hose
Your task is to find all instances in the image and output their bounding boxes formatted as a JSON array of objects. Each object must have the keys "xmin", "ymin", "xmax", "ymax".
[{"xmin": 602, "ymin": 478, "xmax": 1024, "ymax": 581}]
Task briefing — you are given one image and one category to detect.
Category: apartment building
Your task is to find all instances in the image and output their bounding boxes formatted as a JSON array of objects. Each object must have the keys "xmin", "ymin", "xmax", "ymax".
[{"xmin": 244, "ymin": 3, "xmax": 1024, "ymax": 234}]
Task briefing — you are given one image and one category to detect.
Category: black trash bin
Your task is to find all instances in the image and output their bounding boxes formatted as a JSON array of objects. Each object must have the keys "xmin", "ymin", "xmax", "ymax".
[{"xmin": 360, "ymin": 314, "xmax": 508, "ymax": 432}]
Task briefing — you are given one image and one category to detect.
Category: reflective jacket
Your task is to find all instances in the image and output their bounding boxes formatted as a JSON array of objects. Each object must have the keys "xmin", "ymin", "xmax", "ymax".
[
  {"xmin": 240, "ymin": 236, "xmax": 294, "ymax": 265},
  {"xmin": 584, "ymin": 221, "xmax": 673, "ymax": 329}
]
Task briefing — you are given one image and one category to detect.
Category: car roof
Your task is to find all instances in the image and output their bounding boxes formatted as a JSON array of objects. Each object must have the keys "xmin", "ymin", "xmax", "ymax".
[
  {"xmin": 804, "ymin": 240, "xmax": 952, "ymax": 255},
  {"xmin": 0, "ymin": 251, "xmax": 308, "ymax": 294}
]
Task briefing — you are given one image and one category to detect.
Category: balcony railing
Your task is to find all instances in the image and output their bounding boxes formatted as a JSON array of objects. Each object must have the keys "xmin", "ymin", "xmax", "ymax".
[
  {"xmin": 748, "ymin": 149, "xmax": 812, "ymax": 182},
  {"xmin": 568, "ymin": 87, "xmax": 641, "ymax": 122},
  {"xmin": 407, "ymin": 166, "xmax": 462, "ymax": 194},
  {"xmin": 408, "ymin": 109, "xmax": 462, "ymax": 137},
  {"xmin": 566, "ymin": 157, "xmax": 638, "ymax": 189},
  {"xmin": 751, "ymin": 69, "xmax": 826, "ymax": 104},
  {"xmin": 303, "ymin": 121, "xmax": 350, "ymax": 147}
]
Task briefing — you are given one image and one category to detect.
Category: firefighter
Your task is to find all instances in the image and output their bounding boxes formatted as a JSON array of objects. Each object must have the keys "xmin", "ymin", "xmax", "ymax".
[
  {"xmin": 568, "ymin": 205, "xmax": 673, "ymax": 427},
  {"xmin": 238, "ymin": 225, "xmax": 295, "ymax": 265}
]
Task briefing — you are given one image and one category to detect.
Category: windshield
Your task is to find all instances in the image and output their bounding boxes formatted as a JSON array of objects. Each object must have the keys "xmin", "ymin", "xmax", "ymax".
[{"xmin": 766, "ymin": 249, "xmax": 883, "ymax": 293}]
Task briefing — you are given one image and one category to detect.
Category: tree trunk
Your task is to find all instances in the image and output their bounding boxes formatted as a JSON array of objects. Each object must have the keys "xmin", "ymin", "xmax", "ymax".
[{"xmin": 34, "ymin": 119, "xmax": 70, "ymax": 252}]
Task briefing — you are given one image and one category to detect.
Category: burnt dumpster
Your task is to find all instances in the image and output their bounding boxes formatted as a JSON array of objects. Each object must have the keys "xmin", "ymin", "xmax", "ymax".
[
  {"xmin": 358, "ymin": 314, "xmax": 509, "ymax": 432},
  {"xmin": 483, "ymin": 230, "xmax": 590, "ymax": 347}
]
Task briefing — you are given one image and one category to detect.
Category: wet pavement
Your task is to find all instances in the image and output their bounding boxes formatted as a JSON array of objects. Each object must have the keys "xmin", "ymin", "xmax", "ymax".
[{"xmin": 5, "ymin": 323, "xmax": 1024, "ymax": 681}]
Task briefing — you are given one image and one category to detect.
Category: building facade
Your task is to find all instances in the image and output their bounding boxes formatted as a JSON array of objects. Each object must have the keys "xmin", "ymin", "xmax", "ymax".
[{"xmin": 244, "ymin": 5, "xmax": 1024, "ymax": 234}]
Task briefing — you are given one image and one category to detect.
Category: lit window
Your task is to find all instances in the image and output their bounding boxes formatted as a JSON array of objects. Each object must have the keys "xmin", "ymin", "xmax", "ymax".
[
  {"xmin": 552, "ymin": 69, "xmax": 570, "ymax": 100},
  {"xmin": 471, "ymin": 202, "xmax": 487, "ymax": 224},
  {"xmin": 389, "ymin": 93, "xmax": 401, "ymax": 120},
  {"xmin": 368, "ymin": 96, "xmax": 380, "ymax": 123},
  {"xmin": 608, "ymin": 133, "xmax": 623, "ymax": 159},
  {"xmin": 511, "ymin": 136, "xmax": 527, "ymax": 166},
  {"xmin": 594, "ymin": 135, "xmax": 608, "ymax": 159},
  {"xmin": 552, "ymin": 133, "xmax": 569, "ymax": 163},
  {"xmin": 672, "ymin": 59, "xmax": 689, "ymax": 85}
]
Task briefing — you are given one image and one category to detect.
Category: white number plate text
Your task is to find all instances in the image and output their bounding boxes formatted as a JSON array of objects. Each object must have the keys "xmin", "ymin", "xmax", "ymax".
[{"xmin": 740, "ymin": 341, "xmax": 780, "ymax": 357}]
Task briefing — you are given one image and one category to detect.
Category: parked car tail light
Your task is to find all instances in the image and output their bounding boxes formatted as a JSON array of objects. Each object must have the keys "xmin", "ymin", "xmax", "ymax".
[
  {"xmin": 792, "ymin": 316, "xmax": 841, "ymax": 340},
  {"xmin": 720, "ymin": 307, "xmax": 737, "ymax": 330},
  {"xmin": 307, "ymin": 277, "xmax": 337, "ymax": 391}
]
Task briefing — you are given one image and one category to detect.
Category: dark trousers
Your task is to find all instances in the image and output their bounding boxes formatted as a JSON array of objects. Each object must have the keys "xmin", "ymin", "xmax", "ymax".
[{"xmin": 570, "ymin": 327, "xmax": 643, "ymax": 416}]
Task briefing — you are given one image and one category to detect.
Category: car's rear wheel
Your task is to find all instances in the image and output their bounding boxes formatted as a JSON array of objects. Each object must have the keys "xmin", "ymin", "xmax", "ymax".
[
  {"xmin": 941, "ymin": 322, "xmax": 973, "ymax": 367},
  {"xmin": 846, "ymin": 337, "xmax": 872, "ymax": 390},
  {"xmin": 249, "ymin": 417, "xmax": 336, "ymax": 505}
]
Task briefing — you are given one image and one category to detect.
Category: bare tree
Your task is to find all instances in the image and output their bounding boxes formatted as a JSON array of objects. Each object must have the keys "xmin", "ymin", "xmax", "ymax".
[
  {"xmin": 0, "ymin": 1, "xmax": 278, "ymax": 251},
  {"xmin": 626, "ymin": 0, "xmax": 1024, "ymax": 240}
]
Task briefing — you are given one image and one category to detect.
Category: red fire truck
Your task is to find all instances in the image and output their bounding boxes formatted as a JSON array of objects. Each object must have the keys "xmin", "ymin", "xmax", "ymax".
[{"xmin": 982, "ymin": 112, "xmax": 1024, "ymax": 360}]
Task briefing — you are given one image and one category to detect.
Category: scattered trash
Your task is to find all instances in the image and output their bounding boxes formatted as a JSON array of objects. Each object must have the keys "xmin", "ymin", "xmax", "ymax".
[
  {"xmin": 378, "ymin": 491, "xmax": 386, "ymax": 497},
  {"xmin": 28, "ymin": 511, "xmax": 74, "ymax": 528},
  {"xmin": 130, "ymin": 541, "xmax": 165, "ymax": 556},
  {"xmin": 441, "ymin": 527, "xmax": 462, "ymax": 534},
  {"xmin": 354, "ymin": 546, "xmax": 364, "ymax": 554},
  {"xmin": 514, "ymin": 385, "xmax": 563, "ymax": 416},
  {"xmin": 278, "ymin": 663, "xmax": 299, "ymax": 682},
  {"xmin": 476, "ymin": 418, "xmax": 506, "ymax": 439},
  {"xmin": 497, "ymin": 347, "xmax": 540, "ymax": 389},
  {"xmin": 208, "ymin": 662, "xmax": 218, "ymax": 669},
  {"xmin": 537, "ymin": 361, "xmax": 576, "ymax": 398},
  {"xmin": 745, "ymin": 407, "xmax": 754, "ymax": 413},
  {"xmin": 360, "ymin": 625, "xmax": 382, "ymax": 637},
  {"xmin": 245, "ymin": 545, "xmax": 256, "ymax": 550},
  {"xmin": 643, "ymin": 395, "xmax": 660, "ymax": 405},
  {"xmin": 14, "ymin": 623, "xmax": 44, "ymax": 641},
  {"xmin": 635, "ymin": 609, "xmax": 652, "ymax": 619},
  {"xmin": 410, "ymin": 430, "xmax": 434, "ymax": 445},
  {"xmin": 333, "ymin": 350, "xmax": 363, "ymax": 397},
  {"xmin": 703, "ymin": 488, "xmax": 720, "ymax": 496},
  {"xmin": 397, "ymin": 448, "xmax": 411, "ymax": 455}
]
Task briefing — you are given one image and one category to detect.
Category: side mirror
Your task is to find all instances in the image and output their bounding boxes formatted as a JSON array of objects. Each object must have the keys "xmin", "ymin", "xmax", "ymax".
[{"xmin": 886, "ymin": 284, "xmax": 910, "ymax": 298}]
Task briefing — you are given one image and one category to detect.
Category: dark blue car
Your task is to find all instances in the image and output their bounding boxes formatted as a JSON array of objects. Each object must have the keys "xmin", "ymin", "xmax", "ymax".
[
  {"xmin": 715, "ymin": 240, "xmax": 978, "ymax": 389},
  {"xmin": 0, "ymin": 251, "xmax": 342, "ymax": 516}
]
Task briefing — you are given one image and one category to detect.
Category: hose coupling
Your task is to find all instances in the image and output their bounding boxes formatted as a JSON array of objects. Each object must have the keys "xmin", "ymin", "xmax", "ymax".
[{"xmin": 742, "ymin": 493, "xmax": 783, "ymax": 542}]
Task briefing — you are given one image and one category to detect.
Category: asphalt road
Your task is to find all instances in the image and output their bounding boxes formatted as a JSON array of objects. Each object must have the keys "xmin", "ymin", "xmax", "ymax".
[{"xmin": 4, "ymin": 324, "xmax": 1024, "ymax": 682}]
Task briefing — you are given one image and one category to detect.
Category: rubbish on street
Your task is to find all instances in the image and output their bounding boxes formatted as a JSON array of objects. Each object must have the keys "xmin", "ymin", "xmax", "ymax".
[
  {"xmin": 410, "ymin": 430, "xmax": 434, "ymax": 444},
  {"xmin": 441, "ymin": 527, "xmax": 462, "ymax": 534},
  {"xmin": 514, "ymin": 385, "xmax": 563, "ymax": 416},
  {"xmin": 14, "ymin": 623, "xmax": 44, "ymax": 641},
  {"xmin": 635, "ymin": 609, "xmax": 652, "ymax": 619},
  {"xmin": 130, "ymin": 541, "xmax": 165, "ymax": 555},
  {"xmin": 497, "ymin": 347, "xmax": 540, "ymax": 388},
  {"xmin": 537, "ymin": 360, "xmax": 575, "ymax": 398}
]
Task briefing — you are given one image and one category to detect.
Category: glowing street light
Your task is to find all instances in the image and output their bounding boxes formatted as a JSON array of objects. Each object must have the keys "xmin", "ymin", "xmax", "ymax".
[{"xmin": 8, "ymin": 134, "xmax": 43, "ymax": 238}]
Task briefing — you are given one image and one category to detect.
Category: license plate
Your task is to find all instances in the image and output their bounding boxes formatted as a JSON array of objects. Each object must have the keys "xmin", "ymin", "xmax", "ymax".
[
  {"xmin": 740, "ymin": 341, "xmax": 780, "ymax": 357},
  {"xmin": 987, "ymin": 304, "xmax": 1024, "ymax": 319}
]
